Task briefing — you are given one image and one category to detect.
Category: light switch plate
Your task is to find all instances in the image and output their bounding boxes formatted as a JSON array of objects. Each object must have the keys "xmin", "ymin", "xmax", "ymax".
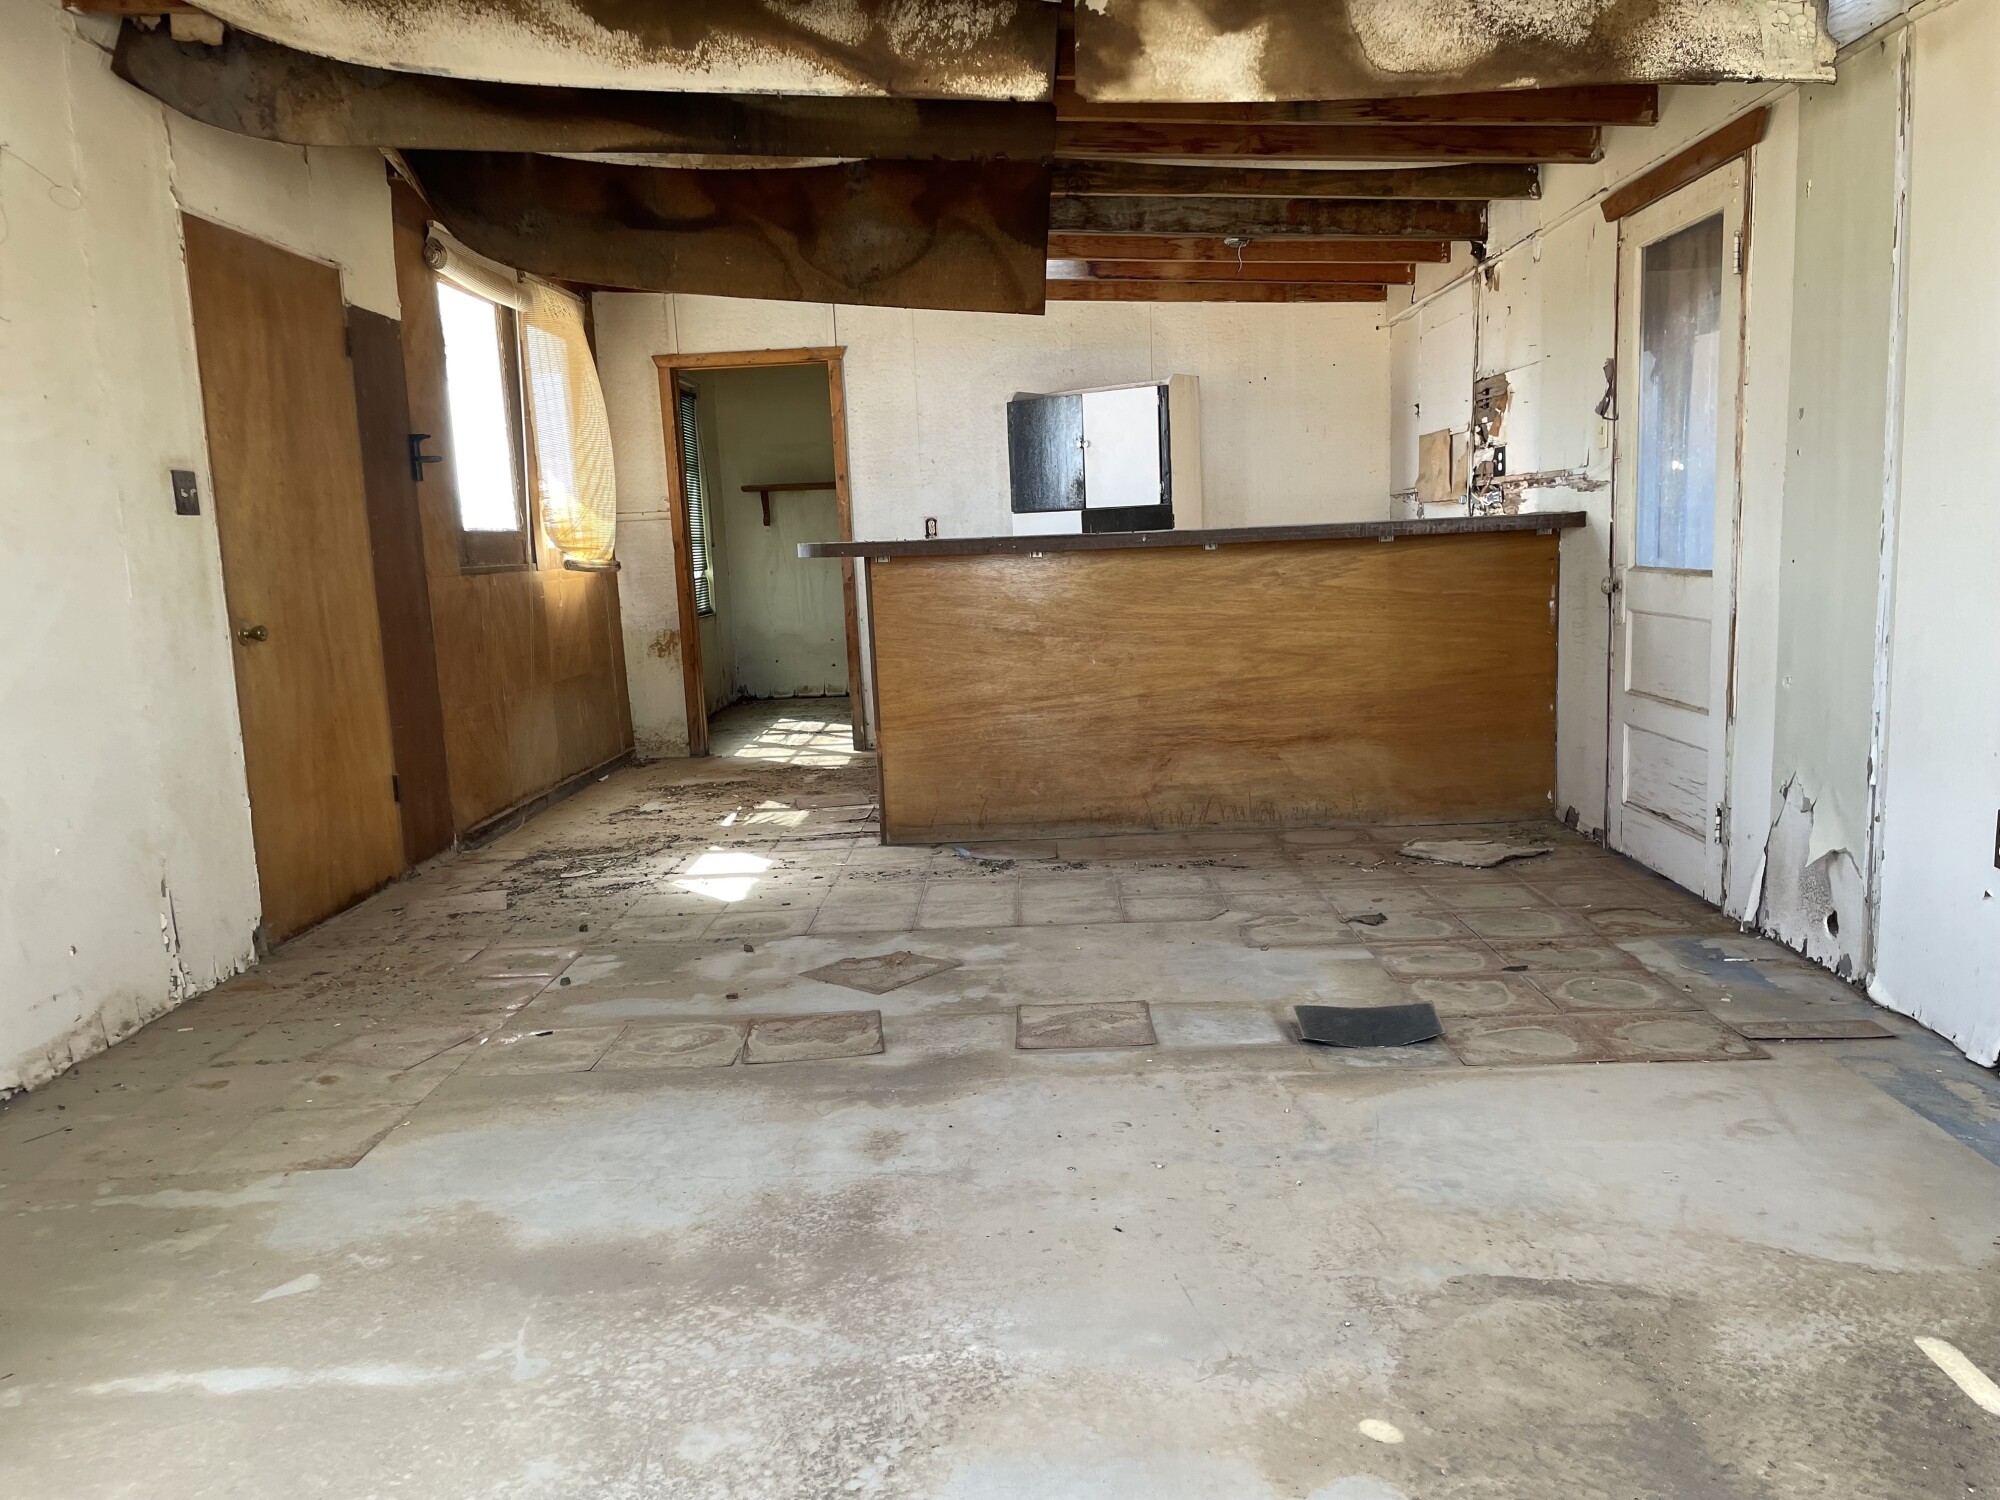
[{"xmin": 170, "ymin": 469, "xmax": 200, "ymax": 516}]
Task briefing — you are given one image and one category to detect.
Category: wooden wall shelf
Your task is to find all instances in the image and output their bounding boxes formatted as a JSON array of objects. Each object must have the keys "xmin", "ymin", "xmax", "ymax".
[{"xmin": 742, "ymin": 479, "xmax": 837, "ymax": 526}]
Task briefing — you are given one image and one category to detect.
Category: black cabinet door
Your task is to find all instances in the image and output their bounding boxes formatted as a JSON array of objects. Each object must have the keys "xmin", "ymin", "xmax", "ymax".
[{"xmin": 1007, "ymin": 393, "xmax": 1083, "ymax": 512}]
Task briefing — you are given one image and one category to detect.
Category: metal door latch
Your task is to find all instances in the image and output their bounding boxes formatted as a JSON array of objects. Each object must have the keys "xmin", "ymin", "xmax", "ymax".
[
  {"xmin": 408, "ymin": 433, "xmax": 445, "ymax": 482},
  {"xmin": 237, "ymin": 624, "xmax": 268, "ymax": 643}
]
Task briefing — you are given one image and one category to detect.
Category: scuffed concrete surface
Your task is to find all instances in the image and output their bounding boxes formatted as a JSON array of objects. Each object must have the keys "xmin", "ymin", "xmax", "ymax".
[{"xmin": 3, "ymin": 706, "xmax": 1998, "ymax": 1498}]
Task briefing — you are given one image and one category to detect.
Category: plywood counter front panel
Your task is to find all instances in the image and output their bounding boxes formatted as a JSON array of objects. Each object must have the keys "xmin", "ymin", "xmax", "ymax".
[{"xmin": 869, "ymin": 532, "xmax": 1559, "ymax": 842}]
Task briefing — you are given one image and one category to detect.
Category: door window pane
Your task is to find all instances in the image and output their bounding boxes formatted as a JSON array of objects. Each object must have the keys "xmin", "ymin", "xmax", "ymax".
[
  {"xmin": 436, "ymin": 282, "xmax": 523, "ymax": 533},
  {"xmin": 1636, "ymin": 214, "xmax": 1723, "ymax": 570}
]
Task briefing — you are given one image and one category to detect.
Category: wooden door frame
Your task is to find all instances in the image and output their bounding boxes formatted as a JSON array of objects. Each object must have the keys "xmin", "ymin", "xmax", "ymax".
[{"xmin": 653, "ymin": 347, "xmax": 868, "ymax": 758}]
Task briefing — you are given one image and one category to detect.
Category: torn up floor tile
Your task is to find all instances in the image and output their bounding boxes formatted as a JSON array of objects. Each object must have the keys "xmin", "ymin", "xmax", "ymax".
[{"xmin": 744, "ymin": 1011, "xmax": 885, "ymax": 1064}]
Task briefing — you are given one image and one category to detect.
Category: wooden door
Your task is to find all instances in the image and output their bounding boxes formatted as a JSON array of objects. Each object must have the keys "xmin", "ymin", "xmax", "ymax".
[
  {"xmin": 1607, "ymin": 162, "xmax": 1746, "ymax": 900},
  {"xmin": 183, "ymin": 216, "xmax": 406, "ymax": 941}
]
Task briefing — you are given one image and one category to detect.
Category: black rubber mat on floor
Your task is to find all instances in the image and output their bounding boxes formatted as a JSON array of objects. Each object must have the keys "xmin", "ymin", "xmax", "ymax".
[{"xmin": 1295, "ymin": 1002, "xmax": 1442, "ymax": 1048}]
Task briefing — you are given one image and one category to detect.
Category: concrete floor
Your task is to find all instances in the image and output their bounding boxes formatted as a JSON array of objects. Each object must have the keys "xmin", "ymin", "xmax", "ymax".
[{"xmin": 4, "ymin": 747, "xmax": 1999, "ymax": 1499}]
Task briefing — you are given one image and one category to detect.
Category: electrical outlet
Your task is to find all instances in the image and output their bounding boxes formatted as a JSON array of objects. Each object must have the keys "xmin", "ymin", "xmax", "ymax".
[
  {"xmin": 924, "ymin": 517, "xmax": 938, "ymax": 539},
  {"xmin": 1992, "ymin": 809, "xmax": 1999, "ymax": 870}
]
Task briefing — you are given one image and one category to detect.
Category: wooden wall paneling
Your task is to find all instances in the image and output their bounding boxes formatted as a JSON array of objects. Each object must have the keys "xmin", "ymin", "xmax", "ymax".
[
  {"xmin": 390, "ymin": 180, "xmax": 634, "ymax": 831},
  {"xmin": 181, "ymin": 214, "xmax": 407, "ymax": 939},
  {"xmin": 346, "ymin": 305, "xmax": 457, "ymax": 864},
  {"xmin": 867, "ymin": 532, "xmax": 1561, "ymax": 841}
]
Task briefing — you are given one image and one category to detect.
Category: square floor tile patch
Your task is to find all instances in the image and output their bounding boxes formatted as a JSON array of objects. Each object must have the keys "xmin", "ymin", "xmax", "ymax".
[
  {"xmin": 1016, "ymin": 1002, "xmax": 1157, "ymax": 1051},
  {"xmin": 744, "ymin": 1011, "xmax": 884, "ymax": 1065},
  {"xmin": 803, "ymin": 950, "xmax": 961, "ymax": 995}
]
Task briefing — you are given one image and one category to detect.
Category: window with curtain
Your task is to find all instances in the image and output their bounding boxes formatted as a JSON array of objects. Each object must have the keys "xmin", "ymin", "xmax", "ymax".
[
  {"xmin": 676, "ymin": 387, "xmax": 715, "ymax": 617},
  {"xmin": 519, "ymin": 282, "xmax": 618, "ymax": 569}
]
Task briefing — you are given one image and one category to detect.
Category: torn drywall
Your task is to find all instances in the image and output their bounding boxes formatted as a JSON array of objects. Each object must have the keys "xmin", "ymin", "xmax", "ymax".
[{"xmin": 1756, "ymin": 778, "xmax": 1866, "ymax": 976}]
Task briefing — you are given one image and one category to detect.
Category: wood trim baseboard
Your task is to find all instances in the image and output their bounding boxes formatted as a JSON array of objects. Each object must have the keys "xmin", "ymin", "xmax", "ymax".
[{"xmin": 1601, "ymin": 106, "xmax": 1769, "ymax": 222}]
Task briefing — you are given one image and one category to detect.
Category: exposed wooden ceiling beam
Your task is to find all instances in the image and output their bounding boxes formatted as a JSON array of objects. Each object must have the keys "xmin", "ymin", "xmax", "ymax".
[
  {"xmin": 1050, "ymin": 259, "xmax": 1413, "ymax": 285},
  {"xmin": 1048, "ymin": 281, "xmax": 1389, "ymax": 304},
  {"xmin": 1057, "ymin": 122, "xmax": 1602, "ymax": 163},
  {"xmin": 1049, "ymin": 234, "xmax": 1451, "ymax": 263},
  {"xmin": 1053, "ymin": 82, "xmax": 1659, "ymax": 127},
  {"xmin": 1052, "ymin": 197, "xmax": 1485, "ymax": 239},
  {"xmin": 1053, "ymin": 160, "xmax": 1537, "ymax": 200}
]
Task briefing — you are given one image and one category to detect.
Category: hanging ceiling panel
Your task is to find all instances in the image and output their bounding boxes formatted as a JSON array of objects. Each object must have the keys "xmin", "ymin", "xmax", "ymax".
[
  {"xmin": 187, "ymin": 0, "xmax": 1058, "ymax": 100},
  {"xmin": 1072, "ymin": 0, "xmax": 1835, "ymax": 101},
  {"xmin": 407, "ymin": 152, "xmax": 1053, "ymax": 313}
]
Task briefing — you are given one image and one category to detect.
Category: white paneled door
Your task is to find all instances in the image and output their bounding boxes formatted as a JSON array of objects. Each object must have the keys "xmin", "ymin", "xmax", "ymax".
[{"xmin": 1608, "ymin": 161, "xmax": 1746, "ymax": 900}]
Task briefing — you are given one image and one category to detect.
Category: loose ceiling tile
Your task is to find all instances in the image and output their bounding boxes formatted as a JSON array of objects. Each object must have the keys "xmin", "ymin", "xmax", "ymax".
[
  {"xmin": 114, "ymin": 23, "xmax": 1056, "ymax": 159},
  {"xmin": 190, "ymin": 0, "xmax": 1058, "ymax": 100},
  {"xmin": 1073, "ymin": 0, "xmax": 1834, "ymax": 102}
]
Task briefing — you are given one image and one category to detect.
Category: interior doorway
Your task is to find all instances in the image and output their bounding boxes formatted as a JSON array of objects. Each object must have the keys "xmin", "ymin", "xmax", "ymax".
[
  {"xmin": 1606, "ymin": 160, "xmax": 1748, "ymax": 901},
  {"xmin": 654, "ymin": 349, "xmax": 865, "ymax": 757},
  {"xmin": 182, "ymin": 216, "xmax": 407, "ymax": 941}
]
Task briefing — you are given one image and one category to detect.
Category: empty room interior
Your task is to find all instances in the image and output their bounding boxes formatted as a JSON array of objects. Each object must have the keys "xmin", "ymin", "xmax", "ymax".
[{"xmin": 5, "ymin": 0, "xmax": 2000, "ymax": 1494}]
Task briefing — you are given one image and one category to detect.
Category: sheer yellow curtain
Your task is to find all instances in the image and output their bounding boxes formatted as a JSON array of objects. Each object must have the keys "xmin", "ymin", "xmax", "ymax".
[{"xmin": 520, "ymin": 282, "xmax": 617, "ymax": 568}]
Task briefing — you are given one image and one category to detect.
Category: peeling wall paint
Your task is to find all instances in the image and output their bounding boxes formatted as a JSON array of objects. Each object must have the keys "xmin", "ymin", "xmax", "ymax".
[
  {"xmin": 1756, "ymin": 779, "xmax": 1867, "ymax": 975},
  {"xmin": 1872, "ymin": 0, "xmax": 2000, "ymax": 1067},
  {"xmin": 1, "ymin": 0, "xmax": 398, "ymax": 1093}
]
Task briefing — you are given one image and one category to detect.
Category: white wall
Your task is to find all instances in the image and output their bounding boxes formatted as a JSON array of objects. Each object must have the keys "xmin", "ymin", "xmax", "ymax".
[
  {"xmin": 1380, "ymin": 4, "xmax": 2000, "ymax": 1063},
  {"xmin": 1872, "ymin": 0, "xmax": 2000, "ymax": 1065},
  {"xmin": 597, "ymin": 292, "xmax": 1390, "ymax": 757},
  {"xmin": 0, "ymin": 0, "xmax": 398, "ymax": 1092}
]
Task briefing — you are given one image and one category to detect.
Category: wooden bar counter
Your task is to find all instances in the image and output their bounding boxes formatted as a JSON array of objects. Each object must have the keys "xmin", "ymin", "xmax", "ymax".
[{"xmin": 803, "ymin": 514, "xmax": 1586, "ymax": 844}]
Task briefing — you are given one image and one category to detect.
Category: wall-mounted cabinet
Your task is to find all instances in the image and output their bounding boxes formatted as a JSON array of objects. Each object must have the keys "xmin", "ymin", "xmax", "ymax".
[{"xmin": 1007, "ymin": 376, "xmax": 1202, "ymax": 536}]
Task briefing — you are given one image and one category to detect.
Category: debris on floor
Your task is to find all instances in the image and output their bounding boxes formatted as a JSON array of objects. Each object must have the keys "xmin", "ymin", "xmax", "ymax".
[
  {"xmin": 1295, "ymin": 1002, "xmax": 1441, "ymax": 1048},
  {"xmin": 1015, "ymin": 1001, "xmax": 1157, "ymax": 1051},
  {"xmin": 803, "ymin": 950, "xmax": 961, "ymax": 995},
  {"xmin": 743, "ymin": 1010, "xmax": 884, "ymax": 1064},
  {"xmin": 1399, "ymin": 838, "xmax": 1553, "ymax": 868},
  {"xmin": 1732, "ymin": 1017, "xmax": 1896, "ymax": 1041}
]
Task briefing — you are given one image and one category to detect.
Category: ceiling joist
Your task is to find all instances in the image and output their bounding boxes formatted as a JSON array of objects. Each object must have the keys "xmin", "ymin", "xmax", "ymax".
[
  {"xmin": 1048, "ymin": 235, "xmax": 1451, "ymax": 263},
  {"xmin": 1051, "ymin": 82, "xmax": 1660, "ymax": 127},
  {"xmin": 1055, "ymin": 123, "xmax": 1602, "ymax": 163},
  {"xmin": 1051, "ymin": 197, "xmax": 1486, "ymax": 240},
  {"xmin": 1052, "ymin": 161, "xmax": 1538, "ymax": 200},
  {"xmin": 1049, "ymin": 259, "xmax": 1414, "ymax": 285},
  {"xmin": 1048, "ymin": 281, "xmax": 1388, "ymax": 304}
]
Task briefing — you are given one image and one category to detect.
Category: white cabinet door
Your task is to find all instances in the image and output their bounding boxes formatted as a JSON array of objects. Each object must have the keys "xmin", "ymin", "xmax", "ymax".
[{"xmin": 1080, "ymin": 384, "xmax": 1163, "ymax": 509}]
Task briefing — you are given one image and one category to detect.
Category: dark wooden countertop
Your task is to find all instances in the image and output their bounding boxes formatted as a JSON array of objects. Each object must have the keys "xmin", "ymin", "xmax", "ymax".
[{"xmin": 799, "ymin": 512, "xmax": 1587, "ymax": 560}]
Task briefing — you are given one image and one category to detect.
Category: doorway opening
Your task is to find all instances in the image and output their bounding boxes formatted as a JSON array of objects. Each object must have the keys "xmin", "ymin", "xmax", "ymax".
[{"xmin": 655, "ymin": 350, "xmax": 866, "ymax": 758}]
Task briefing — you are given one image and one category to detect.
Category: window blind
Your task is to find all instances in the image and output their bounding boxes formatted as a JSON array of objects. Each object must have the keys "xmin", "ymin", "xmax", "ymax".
[{"xmin": 677, "ymin": 388, "xmax": 714, "ymax": 616}]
